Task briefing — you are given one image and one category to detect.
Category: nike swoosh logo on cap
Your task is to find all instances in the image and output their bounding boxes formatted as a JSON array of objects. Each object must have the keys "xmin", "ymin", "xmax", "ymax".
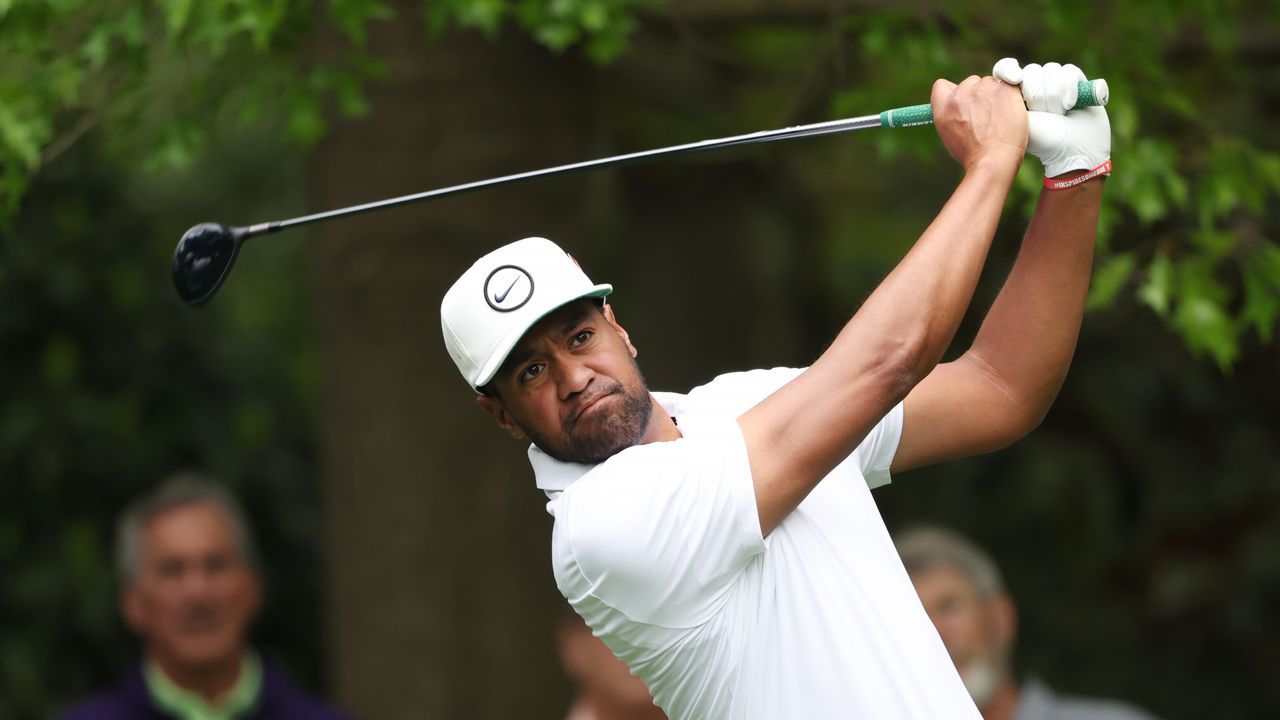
[{"xmin": 494, "ymin": 276, "xmax": 520, "ymax": 303}]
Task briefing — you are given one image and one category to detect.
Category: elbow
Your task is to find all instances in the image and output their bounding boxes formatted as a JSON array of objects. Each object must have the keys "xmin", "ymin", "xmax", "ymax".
[
  {"xmin": 997, "ymin": 379, "xmax": 1068, "ymax": 447},
  {"xmin": 962, "ymin": 351, "xmax": 1063, "ymax": 449},
  {"xmin": 1003, "ymin": 403, "xmax": 1049, "ymax": 446},
  {"xmin": 823, "ymin": 322, "xmax": 950, "ymax": 408},
  {"xmin": 892, "ymin": 324, "xmax": 954, "ymax": 398},
  {"xmin": 872, "ymin": 336, "xmax": 933, "ymax": 405}
]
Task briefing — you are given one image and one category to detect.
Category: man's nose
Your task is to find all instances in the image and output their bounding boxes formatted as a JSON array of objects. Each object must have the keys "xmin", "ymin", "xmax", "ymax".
[
  {"xmin": 555, "ymin": 356, "xmax": 594, "ymax": 400},
  {"xmin": 179, "ymin": 567, "xmax": 217, "ymax": 597}
]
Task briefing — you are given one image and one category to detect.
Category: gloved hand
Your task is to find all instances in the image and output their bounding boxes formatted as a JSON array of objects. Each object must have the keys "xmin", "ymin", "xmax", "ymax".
[{"xmin": 992, "ymin": 58, "xmax": 1111, "ymax": 180}]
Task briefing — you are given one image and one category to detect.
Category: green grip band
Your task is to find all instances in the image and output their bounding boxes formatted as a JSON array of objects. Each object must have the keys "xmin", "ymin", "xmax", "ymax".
[
  {"xmin": 1073, "ymin": 79, "xmax": 1108, "ymax": 109},
  {"xmin": 879, "ymin": 104, "xmax": 934, "ymax": 128},
  {"xmin": 880, "ymin": 80, "xmax": 1109, "ymax": 128}
]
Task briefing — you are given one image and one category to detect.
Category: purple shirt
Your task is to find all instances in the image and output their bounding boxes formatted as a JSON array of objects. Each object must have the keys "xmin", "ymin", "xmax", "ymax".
[{"xmin": 58, "ymin": 658, "xmax": 351, "ymax": 720}]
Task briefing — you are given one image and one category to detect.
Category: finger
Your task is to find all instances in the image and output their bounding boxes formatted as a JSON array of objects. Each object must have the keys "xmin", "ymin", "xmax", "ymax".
[
  {"xmin": 1059, "ymin": 62, "xmax": 1086, "ymax": 111},
  {"xmin": 1021, "ymin": 63, "xmax": 1046, "ymax": 112},
  {"xmin": 959, "ymin": 74, "xmax": 982, "ymax": 89},
  {"xmin": 992, "ymin": 57, "xmax": 1023, "ymax": 85},
  {"xmin": 1040, "ymin": 61, "xmax": 1085, "ymax": 114},
  {"xmin": 1062, "ymin": 63, "xmax": 1088, "ymax": 83},
  {"xmin": 1040, "ymin": 62, "xmax": 1071, "ymax": 114}
]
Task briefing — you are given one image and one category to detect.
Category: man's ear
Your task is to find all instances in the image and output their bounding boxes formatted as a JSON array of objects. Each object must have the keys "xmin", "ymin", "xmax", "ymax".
[
  {"xmin": 992, "ymin": 591, "xmax": 1018, "ymax": 652},
  {"xmin": 475, "ymin": 395, "xmax": 527, "ymax": 440},
  {"xmin": 246, "ymin": 571, "xmax": 263, "ymax": 619},
  {"xmin": 121, "ymin": 587, "xmax": 145, "ymax": 634},
  {"xmin": 601, "ymin": 303, "xmax": 638, "ymax": 358}
]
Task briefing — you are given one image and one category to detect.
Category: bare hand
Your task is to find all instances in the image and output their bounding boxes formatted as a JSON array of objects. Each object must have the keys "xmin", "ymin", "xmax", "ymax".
[{"xmin": 931, "ymin": 75, "xmax": 1028, "ymax": 173}]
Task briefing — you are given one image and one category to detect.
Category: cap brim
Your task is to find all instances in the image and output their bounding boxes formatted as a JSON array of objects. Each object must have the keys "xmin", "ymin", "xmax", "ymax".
[{"xmin": 472, "ymin": 284, "xmax": 613, "ymax": 391}]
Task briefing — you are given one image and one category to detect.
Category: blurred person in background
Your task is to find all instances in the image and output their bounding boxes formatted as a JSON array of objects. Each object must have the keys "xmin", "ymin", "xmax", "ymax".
[
  {"xmin": 59, "ymin": 474, "xmax": 348, "ymax": 720},
  {"xmin": 896, "ymin": 526, "xmax": 1160, "ymax": 720},
  {"xmin": 556, "ymin": 610, "xmax": 666, "ymax": 720}
]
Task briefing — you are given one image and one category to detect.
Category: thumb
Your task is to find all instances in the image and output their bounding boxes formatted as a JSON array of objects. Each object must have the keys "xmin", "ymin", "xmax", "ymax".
[
  {"xmin": 931, "ymin": 78, "xmax": 957, "ymax": 111},
  {"xmin": 1027, "ymin": 111, "xmax": 1067, "ymax": 156}
]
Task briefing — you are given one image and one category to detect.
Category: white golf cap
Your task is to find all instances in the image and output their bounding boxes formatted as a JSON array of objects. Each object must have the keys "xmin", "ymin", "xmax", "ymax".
[{"xmin": 441, "ymin": 237, "xmax": 613, "ymax": 391}]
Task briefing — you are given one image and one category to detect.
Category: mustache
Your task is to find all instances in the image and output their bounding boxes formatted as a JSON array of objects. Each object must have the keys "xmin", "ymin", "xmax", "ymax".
[
  {"xmin": 567, "ymin": 381, "xmax": 623, "ymax": 431},
  {"xmin": 177, "ymin": 603, "xmax": 222, "ymax": 629}
]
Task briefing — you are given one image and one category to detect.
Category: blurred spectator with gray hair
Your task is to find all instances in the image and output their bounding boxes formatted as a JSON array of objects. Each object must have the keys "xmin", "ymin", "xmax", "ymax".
[
  {"xmin": 59, "ymin": 474, "xmax": 349, "ymax": 720},
  {"xmin": 895, "ymin": 526, "xmax": 1160, "ymax": 720}
]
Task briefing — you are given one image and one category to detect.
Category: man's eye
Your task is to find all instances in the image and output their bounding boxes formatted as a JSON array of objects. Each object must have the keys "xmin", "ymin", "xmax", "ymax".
[
  {"xmin": 570, "ymin": 330, "xmax": 593, "ymax": 347},
  {"xmin": 519, "ymin": 363, "xmax": 544, "ymax": 383}
]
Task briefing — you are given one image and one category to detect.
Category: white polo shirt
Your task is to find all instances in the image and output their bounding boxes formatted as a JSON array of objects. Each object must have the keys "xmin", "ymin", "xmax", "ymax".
[{"xmin": 533, "ymin": 368, "xmax": 980, "ymax": 720}]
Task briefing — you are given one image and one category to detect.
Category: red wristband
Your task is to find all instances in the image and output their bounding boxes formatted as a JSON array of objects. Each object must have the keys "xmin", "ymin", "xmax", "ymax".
[{"xmin": 1044, "ymin": 160, "xmax": 1112, "ymax": 190}]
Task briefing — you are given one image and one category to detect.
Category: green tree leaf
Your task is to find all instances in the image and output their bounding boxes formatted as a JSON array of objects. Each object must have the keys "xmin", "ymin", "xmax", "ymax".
[
  {"xmin": 1138, "ymin": 254, "xmax": 1175, "ymax": 317},
  {"xmin": 1087, "ymin": 252, "xmax": 1137, "ymax": 311}
]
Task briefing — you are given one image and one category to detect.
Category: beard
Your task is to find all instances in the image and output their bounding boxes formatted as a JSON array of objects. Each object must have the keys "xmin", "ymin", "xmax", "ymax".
[
  {"xmin": 524, "ymin": 358, "xmax": 654, "ymax": 465},
  {"xmin": 960, "ymin": 660, "xmax": 999, "ymax": 706}
]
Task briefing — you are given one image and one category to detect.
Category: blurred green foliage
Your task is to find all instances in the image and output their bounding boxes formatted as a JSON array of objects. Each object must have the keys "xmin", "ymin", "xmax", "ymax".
[
  {"xmin": 3, "ymin": 1, "xmax": 1277, "ymax": 366},
  {"xmin": 0, "ymin": 0, "xmax": 650, "ymax": 218},
  {"xmin": 4, "ymin": 1, "xmax": 1277, "ymax": 366},
  {"xmin": 0, "ymin": 128, "xmax": 323, "ymax": 717},
  {"xmin": 828, "ymin": 1, "xmax": 1280, "ymax": 369}
]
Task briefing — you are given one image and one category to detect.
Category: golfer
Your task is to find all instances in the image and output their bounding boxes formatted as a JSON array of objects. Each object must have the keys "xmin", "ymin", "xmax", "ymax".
[{"xmin": 440, "ymin": 59, "xmax": 1109, "ymax": 719}]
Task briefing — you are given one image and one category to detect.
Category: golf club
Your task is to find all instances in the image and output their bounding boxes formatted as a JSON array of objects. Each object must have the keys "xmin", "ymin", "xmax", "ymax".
[{"xmin": 172, "ymin": 79, "xmax": 1108, "ymax": 306}]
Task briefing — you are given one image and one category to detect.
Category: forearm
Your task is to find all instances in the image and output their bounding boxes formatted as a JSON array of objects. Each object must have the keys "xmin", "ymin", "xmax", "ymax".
[
  {"xmin": 740, "ymin": 74, "xmax": 1028, "ymax": 534},
  {"xmin": 755, "ymin": 157, "xmax": 1017, "ymax": 464},
  {"xmin": 965, "ymin": 177, "xmax": 1103, "ymax": 423},
  {"xmin": 821, "ymin": 154, "xmax": 1020, "ymax": 389},
  {"xmin": 743, "ymin": 157, "xmax": 1017, "ymax": 532}
]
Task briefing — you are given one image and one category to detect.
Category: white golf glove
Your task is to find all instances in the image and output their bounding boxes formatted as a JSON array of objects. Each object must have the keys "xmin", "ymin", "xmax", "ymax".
[{"xmin": 992, "ymin": 58, "xmax": 1111, "ymax": 180}]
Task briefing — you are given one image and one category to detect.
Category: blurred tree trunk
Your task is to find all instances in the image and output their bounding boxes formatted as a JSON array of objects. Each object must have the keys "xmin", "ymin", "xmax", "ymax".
[{"xmin": 307, "ymin": 16, "xmax": 598, "ymax": 720}]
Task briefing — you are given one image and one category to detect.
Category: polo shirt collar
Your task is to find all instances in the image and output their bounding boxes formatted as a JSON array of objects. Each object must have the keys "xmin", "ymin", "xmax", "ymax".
[
  {"xmin": 144, "ymin": 651, "xmax": 262, "ymax": 720},
  {"xmin": 531, "ymin": 391, "xmax": 686, "ymax": 494}
]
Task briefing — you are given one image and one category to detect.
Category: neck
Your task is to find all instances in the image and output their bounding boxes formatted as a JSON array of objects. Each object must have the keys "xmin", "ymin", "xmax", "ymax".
[
  {"xmin": 149, "ymin": 650, "xmax": 245, "ymax": 703},
  {"xmin": 643, "ymin": 396, "xmax": 682, "ymax": 444},
  {"xmin": 979, "ymin": 675, "xmax": 1020, "ymax": 720}
]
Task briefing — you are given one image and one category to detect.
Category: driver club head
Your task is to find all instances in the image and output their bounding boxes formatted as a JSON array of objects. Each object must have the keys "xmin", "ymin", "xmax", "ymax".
[{"xmin": 172, "ymin": 223, "xmax": 246, "ymax": 305}]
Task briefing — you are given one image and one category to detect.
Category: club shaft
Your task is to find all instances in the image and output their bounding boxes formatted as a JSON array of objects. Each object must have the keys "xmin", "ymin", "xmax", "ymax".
[
  {"xmin": 253, "ymin": 113, "xmax": 883, "ymax": 238},
  {"xmin": 237, "ymin": 78, "xmax": 1110, "ymax": 239}
]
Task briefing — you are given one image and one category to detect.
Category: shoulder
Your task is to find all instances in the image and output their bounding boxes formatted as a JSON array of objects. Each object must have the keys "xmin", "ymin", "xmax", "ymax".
[
  {"xmin": 57, "ymin": 665, "xmax": 154, "ymax": 720},
  {"xmin": 557, "ymin": 416, "xmax": 750, "ymax": 527},
  {"xmin": 684, "ymin": 367, "xmax": 805, "ymax": 416},
  {"xmin": 1019, "ymin": 680, "xmax": 1161, "ymax": 720},
  {"xmin": 57, "ymin": 695, "xmax": 136, "ymax": 720},
  {"xmin": 552, "ymin": 420, "xmax": 763, "ymax": 625},
  {"xmin": 57, "ymin": 694, "xmax": 152, "ymax": 719},
  {"xmin": 258, "ymin": 660, "xmax": 351, "ymax": 720}
]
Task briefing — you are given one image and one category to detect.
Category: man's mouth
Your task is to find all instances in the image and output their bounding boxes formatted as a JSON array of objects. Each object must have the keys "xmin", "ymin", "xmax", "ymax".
[
  {"xmin": 571, "ymin": 389, "xmax": 616, "ymax": 428},
  {"xmin": 179, "ymin": 610, "xmax": 222, "ymax": 634}
]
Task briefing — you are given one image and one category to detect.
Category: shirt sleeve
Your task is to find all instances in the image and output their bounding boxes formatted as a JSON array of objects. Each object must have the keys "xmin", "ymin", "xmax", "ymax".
[
  {"xmin": 821, "ymin": 399, "xmax": 904, "ymax": 491},
  {"xmin": 697, "ymin": 368, "xmax": 903, "ymax": 490},
  {"xmin": 551, "ymin": 417, "xmax": 765, "ymax": 629},
  {"xmin": 851, "ymin": 400, "xmax": 904, "ymax": 489}
]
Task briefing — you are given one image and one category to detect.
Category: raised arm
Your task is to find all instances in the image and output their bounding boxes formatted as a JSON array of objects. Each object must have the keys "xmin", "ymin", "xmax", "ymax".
[
  {"xmin": 892, "ymin": 179, "xmax": 1102, "ymax": 471},
  {"xmin": 893, "ymin": 60, "xmax": 1111, "ymax": 472},
  {"xmin": 738, "ymin": 75, "xmax": 1028, "ymax": 535}
]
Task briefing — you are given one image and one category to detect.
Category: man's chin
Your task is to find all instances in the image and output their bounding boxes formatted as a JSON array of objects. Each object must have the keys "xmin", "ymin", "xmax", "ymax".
[
  {"xmin": 959, "ymin": 660, "xmax": 1000, "ymax": 707},
  {"xmin": 167, "ymin": 635, "xmax": 243, "ymax": 670},
  {"xmin": 543, "ymin": 420, "xmax": 647, "ymax": 464},
  {"xmin": 554, "ymin": 434, "xmax": 638, "ymax": 465}
]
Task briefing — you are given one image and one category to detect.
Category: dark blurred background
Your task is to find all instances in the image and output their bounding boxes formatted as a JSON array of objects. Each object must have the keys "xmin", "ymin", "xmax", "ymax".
[{"xmin": 1, "ymin": 1, "xmax": 1277, "ymax": 718}]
